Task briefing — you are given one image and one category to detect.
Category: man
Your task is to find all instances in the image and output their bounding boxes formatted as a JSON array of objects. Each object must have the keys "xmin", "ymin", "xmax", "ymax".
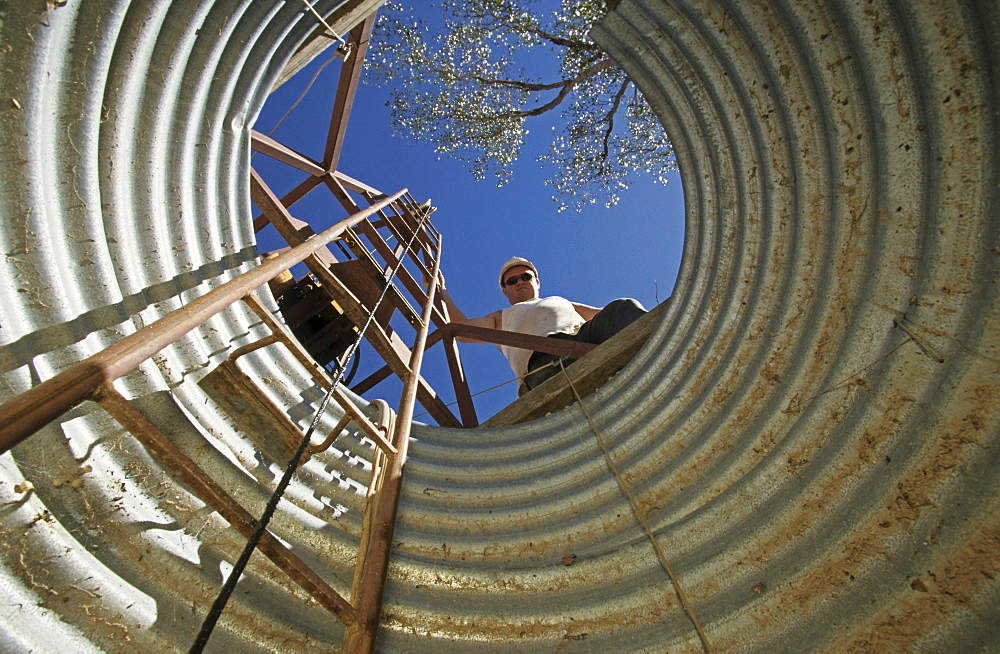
[{"xmin": 436, "ymin": 257, "xmax": 648, "ymax": 394}]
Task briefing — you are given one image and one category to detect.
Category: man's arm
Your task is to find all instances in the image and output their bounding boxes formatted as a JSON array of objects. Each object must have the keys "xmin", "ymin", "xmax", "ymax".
[
  {"xmin": 431, "ymin": 273, "xmax": 500, "ymax": 343},
  {"xmin": 572, "ymin": 302, "xmax": 602, "ymax": 321}
]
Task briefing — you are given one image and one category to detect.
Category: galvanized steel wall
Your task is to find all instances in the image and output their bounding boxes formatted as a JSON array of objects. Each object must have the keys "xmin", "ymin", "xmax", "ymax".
[
  {"xmin": 0, "ymin": 1, "xmax": 384, "ymax": 651},
  {"xmin": 0, "ymin": 0, "xmax": 997, "ymax": 651}
]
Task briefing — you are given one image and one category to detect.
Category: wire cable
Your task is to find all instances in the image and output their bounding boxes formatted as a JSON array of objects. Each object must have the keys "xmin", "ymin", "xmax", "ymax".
[
  {"xmin": 191, "ymin": 204, "xmax": 432, "ymax": 652},
  {"xmin": 301, "ymin": 0, "xmax": 347, "ymax": 46},
  {"xmin": 250, "ymin": 49, "xmax": 341, "ymax": 163},
  {"xmin": 558, "ymin": 359, "xmax": 712, "ymax": 653},
  {"xmin": 409, "ymin": 356, "xmax": 569, "ymax": 421}
]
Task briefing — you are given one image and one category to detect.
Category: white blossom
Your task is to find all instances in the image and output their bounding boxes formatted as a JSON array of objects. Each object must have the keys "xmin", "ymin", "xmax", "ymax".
[{"xmin": 366, "ymin": 1, "xmax": 677, "ymax": 211}]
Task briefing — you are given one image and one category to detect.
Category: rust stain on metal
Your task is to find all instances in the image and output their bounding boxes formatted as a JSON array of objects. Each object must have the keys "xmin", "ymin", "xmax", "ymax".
[
  {"xmin": 0, "ymin": 0, "xmax": 997, "ymax": 650},
  {"xmin": 199, "ymin": 360, "xmax": 305, "ymax": 463}
]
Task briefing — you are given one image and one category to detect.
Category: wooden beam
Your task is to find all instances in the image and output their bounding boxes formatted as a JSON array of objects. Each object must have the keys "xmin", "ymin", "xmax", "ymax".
[
  {"xmin": 270, "ymin": 0, "xmax": 385, "ymax": 93},
  {"xmin": 447, "ymin": 324, "xmax": 599, "ymax": 359},
  {"xmin": 249, "ymin": 168, "xmax": 337, "ymax": 267},
  {"xmin": 251, "ymin": 130, "xmax": 326, "ymax": 177},
  {"xmin": 481, "ymin": 302, "xmax": 668, "ymax": 427},
  {"xmin": 324, "ymin": 15, "xmax": 376, "ymax": 171},
  {"xmin": 332, "ymin": 170, "xmax": 383, "ymax": 196},
  {"xmin": 253, "ymin": 175, "xmax": 323, "ymax": 232},
  {"xmin": 350, "ymin": 364, "xmax": 392, "ymax": 395},
  {"xmin": 442, "ymin": 334, "xmax": 478, "ymax": 427}
]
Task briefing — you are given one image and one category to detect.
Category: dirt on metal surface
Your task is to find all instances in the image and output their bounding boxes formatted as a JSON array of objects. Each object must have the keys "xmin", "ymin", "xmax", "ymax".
[
  {"xmin": 199, "ymin": 359, "xmax": 304, "ymax": 463},
  {"xmin": 0, "ymin": 0, "xmax": 997, "ymax": 650}
]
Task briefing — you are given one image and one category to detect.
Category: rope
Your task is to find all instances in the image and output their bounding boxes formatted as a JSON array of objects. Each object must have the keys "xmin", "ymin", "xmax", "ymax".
[
  {"xmin": 191, "ymin": 204, "xmax": 432, "ymax": 652},
  {"xmin": 250, "ymin": 0, "xmax": 351, "ymax": 162},
  {"xmin": 558, "ymin": 360, "xmax": 712, "ymax": 653},
  {"xmin": 409, "ymin": 356, "xmax": 568, "ymax": 421},
  {"xmin": 254, "ymin": 48, "xmax": 341, "ymax": 157},
  {"xmin": 301, "ymin": 0, "xmax": 347, "ymax": 46}
]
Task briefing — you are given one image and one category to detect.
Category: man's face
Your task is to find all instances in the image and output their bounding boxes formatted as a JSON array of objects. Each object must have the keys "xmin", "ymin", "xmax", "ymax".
[{"xmin": 501, "ymin": 265, "xmax": 540, "ymax": 305}]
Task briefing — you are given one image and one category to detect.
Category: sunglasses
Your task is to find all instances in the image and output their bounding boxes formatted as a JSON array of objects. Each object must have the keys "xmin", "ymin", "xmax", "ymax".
[{"xmin": 504, "ymin": 271, "xmax": 535, "ymax": 287}]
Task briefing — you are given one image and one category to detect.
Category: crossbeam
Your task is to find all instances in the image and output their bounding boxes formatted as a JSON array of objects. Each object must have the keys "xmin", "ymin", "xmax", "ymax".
[
  {"xmin": 447, "ymin": 324, "xmax": 599, "ymax": 359},
  {"xmin": 94, "ymin": 385, "xmax": 357, "ymax": 625},
  {"xmin": 0, "ymin": 191, "xmax": 404, "ymax": 453}
]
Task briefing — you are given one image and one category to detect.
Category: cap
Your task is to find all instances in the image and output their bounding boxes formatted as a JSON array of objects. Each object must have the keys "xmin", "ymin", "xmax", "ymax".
[{"xmin": 499, "ymin": 257, "xmax": 537, "ymax": 287}]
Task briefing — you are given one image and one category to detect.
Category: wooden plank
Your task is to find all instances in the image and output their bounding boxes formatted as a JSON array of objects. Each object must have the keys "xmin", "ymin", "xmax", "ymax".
[
  {"xmin": 250, "ymin": 130, "xmax": 326, "ymax": 176},
  {"xmin": 323, "ymin": 15, "xmax": 376, "ymax": 171},
  {"xmin": 198, "ymin": 360, "xmax": 305, "ymax": 463},
  {"xmin": 270, "ymin": 0, "xmax": 385, "ymax": 93},
  {"xmin": 448, "ymin": 324, "xmax": 599, "ymax": 358},
  {"xmin": 354, "ymin": 219, "xmax": 430, "ymax": 307},
  {"xmin": 249, "ymin": 168, "xmax": 338, "ymax": 267},
  {"xmin": 481, "ymin": 302, "xmax": 668, "ymax": 427},
  {"xmin": 328, "ymin": 259, "xmax": 398, "ymax": 329}
]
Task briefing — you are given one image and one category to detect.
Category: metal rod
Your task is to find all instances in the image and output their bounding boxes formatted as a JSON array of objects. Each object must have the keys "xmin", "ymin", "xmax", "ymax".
[
  {"xmin": 301, "ymin": 0, "xmax": 347, "ymax": 45},
  {"xmin": 0, "ymin": 190, "xmax": 405, "ymax": 453},
  {"xmin": 306, "ymin": 414, "xmax": 353, "ymax": 456},
  {"xmin": 229, "ymin": 333, "xmax": 280, "ymax": 361},
  {"xmin": 242, "ymin": 293, "xmax": 335, "ymax": 390},
  {"xmin": 93, "ymin": 385, "xmax": 357, "ymax": 626},
  {"xmin": 348, "ymin": 400, "xmax": 393, "ymax": 609},
  {"xmin": 330, "ymin": 386, "xmax": 396, "ymax": 455},
  {"xmin": 340, "ymin": 234, "xmax": 443, "ymax": 653}
]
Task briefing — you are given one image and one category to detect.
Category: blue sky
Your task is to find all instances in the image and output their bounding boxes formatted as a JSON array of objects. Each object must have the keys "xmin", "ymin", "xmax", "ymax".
[{"xmin": 250, "ymin": 5, "xmax": 685, "ymax": 423}]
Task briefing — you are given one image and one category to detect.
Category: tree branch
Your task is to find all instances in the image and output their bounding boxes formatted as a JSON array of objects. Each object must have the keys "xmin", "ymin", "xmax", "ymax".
[
  {"xmin": 438, "ymin": 52, "xmax": 612, "ymax": 95},
  {"xmin": 601, "ymin": 78, "xmax": 632, "ymax": 166},
  {"xmin": 440, "ymin": 70, "xmax": 570, "ymax": 92},
  {"xmin": 455, "ymin": 8, "xmax": 601, "ymax": 50},
  {"xmin": 522, "ymin": 26, "xmax": 600, "ymax": 50},
  {"xmin": 504, "ymin": 58, "xmax": 619, "ymax": 119}
]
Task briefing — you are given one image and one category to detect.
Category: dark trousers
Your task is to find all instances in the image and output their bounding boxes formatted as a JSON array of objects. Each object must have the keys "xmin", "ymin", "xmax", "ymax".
[{"xmin": 522, "ymin": 298, "xmax": 647, "ymax": 392}]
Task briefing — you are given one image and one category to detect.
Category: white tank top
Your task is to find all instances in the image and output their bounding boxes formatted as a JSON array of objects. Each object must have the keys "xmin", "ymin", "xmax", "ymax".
[{"xmin": 499, "ymin": 296, "xmax": 585, "ymax": 380}]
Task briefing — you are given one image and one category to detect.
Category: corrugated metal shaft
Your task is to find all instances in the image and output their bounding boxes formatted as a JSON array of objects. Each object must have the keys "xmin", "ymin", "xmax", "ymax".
[{"xmin": 0, "ymin": 0, "xmax": 996, "ymax": 651}]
